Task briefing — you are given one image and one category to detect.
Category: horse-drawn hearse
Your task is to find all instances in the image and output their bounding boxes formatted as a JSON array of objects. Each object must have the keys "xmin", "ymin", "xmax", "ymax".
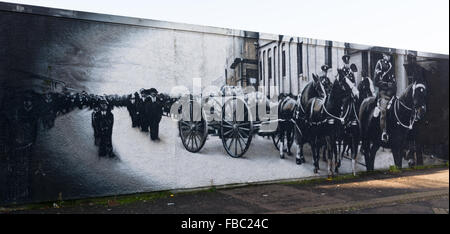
[
  {"xmin": 175, "ymin": 85, "xmax": 295, "ymax": 158},
  {"xmin": 175, "ymin": 60, "xmax": 430, "ymax": 178}
]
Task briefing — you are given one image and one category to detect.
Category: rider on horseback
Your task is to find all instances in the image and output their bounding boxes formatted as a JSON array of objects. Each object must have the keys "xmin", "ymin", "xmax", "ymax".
[
  {"xmin": 357, "ymin": 71, "xmax": 375, "ymax": 100},
  {"xmin": 374, "ymin": 50, "xmax": 396, "ymax": 143},
  {"xmin": 341, "ymin": 55, "xmax": 356, "ymax": 83},
  {"xmin": 320, "ymin": 65, "xmax": 332, "ymax": 95}
]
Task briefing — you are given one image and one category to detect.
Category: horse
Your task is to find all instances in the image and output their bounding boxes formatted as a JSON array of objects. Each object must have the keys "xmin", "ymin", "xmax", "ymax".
[
  {"xmin": 290, "ymin": 74, "xmax": 331, "ymax": 164},
  {"xmin": 300, "ymin": 74, "xmax": 332, "ymax": 109},
  {"xmin": 276, "ymin": 95, "xmax": 297, "ymax": 158},
  {"xmin": 297, "ymin": 71, "xmax": 357, "ymax": 176},
  {"xmin": 403, "ymin": 62, "xmax": 434, "ymax": 167},
  {"xmin": 336, "ymin": 76, "xmax": 373, "ymax": 175},
  {"xmin": 335, "ymin": 87, "xmax": 360, "ymax": 175},
  {"xmin": 357, "ymin": 77, "xmax": 375, "ymax": 109},
  {"xmin": 359, "ymin": 66, "xmax": 427, "ymax": 171}
]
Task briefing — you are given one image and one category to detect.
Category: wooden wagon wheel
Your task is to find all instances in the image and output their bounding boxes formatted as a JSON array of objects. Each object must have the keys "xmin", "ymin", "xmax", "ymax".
[
  {"xmin": 272, "ymin": 129, "xmax": 295, "ymax": 152},
  {"xmin": 178, "ymin": 95, "xmax": 207, "ymax": 153},
  {"xmin": 220, "ymin": 97, "xmax": 253, "ymax": 158}
]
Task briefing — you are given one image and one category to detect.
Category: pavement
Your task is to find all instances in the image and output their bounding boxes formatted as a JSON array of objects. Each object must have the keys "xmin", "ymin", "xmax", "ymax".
[{"xmin": 3, "ymin": 167, "xmax": 448, "ymax": 214}]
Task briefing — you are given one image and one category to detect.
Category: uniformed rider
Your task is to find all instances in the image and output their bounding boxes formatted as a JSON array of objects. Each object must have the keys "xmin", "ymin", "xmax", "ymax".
[
  {"xmin": 374, "ymin": 51, "xmax": 396, "ymax": 143},
  {"xmin": 341, "ymin": 55, "xmax": 356, "ymax": 83},
  {"xmin": 319, "ymin": 64, "xmax": 332, "ymax": 95}
]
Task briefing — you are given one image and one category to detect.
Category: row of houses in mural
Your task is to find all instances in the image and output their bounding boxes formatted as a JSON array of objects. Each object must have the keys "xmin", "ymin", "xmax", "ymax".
[{"xmin": 225, "ymin": 32, "xmax": 439, "ymax": 97}]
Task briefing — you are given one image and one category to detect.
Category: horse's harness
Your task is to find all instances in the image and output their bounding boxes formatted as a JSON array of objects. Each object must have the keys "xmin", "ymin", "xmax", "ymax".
[
  {"xmin": 342, "ymin": 99, "xmax": 360, "ymax": 129},
  {"xmin": 295, "ymin": 94, "xmax": 351, "ymax": 127},
  {"xmin": 274, "ymin": 96, "xmax": 303, "ymax": 137},
  {"xmin": 392, "ymin": 82, "xmax": 426, "ymax": 130},
  {"xmin": 295, "ymin": 80, "xmax": 355, "ymax": 127},
  {"xmin": 318, "ymin": 78, "xmax": 356, "ymax": 126}
]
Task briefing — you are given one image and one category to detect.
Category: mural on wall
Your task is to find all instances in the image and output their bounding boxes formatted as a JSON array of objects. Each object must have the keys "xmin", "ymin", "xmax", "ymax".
[{"xmin": 0, "ymin": 3, "xmax": 448, "ymax": 205}]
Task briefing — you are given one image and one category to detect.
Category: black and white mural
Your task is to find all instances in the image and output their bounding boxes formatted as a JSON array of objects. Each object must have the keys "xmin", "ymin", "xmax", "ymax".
[{"xmin": 0, "ymin": 3, "xmax": 448, "ymax": 205}]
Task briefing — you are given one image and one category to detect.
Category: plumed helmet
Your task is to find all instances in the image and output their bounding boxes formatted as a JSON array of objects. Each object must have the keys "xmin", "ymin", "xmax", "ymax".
[
  {"xmin": 350, "ymin": 63, "xmax": 358, "ymax": 72},
  {"xmin": 342, "ymin": 55, "xmax": 351, "ymax": 63}
]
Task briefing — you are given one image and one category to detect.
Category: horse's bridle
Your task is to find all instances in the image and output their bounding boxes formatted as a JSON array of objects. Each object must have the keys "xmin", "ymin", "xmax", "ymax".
[
  {"xmin": 321, "ymin": 77, "xmax": 356, "ymax": 124},
  {"xmin": 394, "ymin": 82, "xmax": 426, "ymax": 130},
  {"xmin": 412, "ymin": 82, "xmax": 426, "ymax": 97}
]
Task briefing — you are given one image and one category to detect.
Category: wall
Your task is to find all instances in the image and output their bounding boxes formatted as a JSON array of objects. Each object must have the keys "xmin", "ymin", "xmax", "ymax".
[{"xmin": 0, "ymin": 2, "xmax": 448, "ymax": 205}]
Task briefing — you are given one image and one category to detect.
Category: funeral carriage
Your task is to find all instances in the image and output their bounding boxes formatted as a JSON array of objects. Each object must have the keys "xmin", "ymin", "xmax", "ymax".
[{"xmin": 176, "ymin": 85, "xmax": 294, "ymax": 158}]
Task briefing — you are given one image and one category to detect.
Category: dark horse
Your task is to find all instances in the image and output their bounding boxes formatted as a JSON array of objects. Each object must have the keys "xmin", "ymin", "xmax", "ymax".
[
  {"xmin": 300, "ymin": 74, "xmax": 332, "ymax": 110},
  {"xmin": 359, "ymin": 66, "xmax": 427, "ymax": 170},
  {"xmin": 276, "ymin": 74, "xmax": 331, "ymax": 159},
  {"xmin": 296, "ymin": 71, "xmax": 357, "ymax": 176},
  {"xmin": 283, "ymin": 74, "xmax": 331, "ymax": 164},
  {"xmin": 335, "ymin": 89, "xmax": 360, "ymax": 175},
  {"xmin": 357, "ymin": 76, "xmax": 375, "ymax": 110},
  {"xmin": 338, "ymin": 76, "xmax": 374, "ymax": 175},
  {"xmin": 277, "ymin": 94, "xmax": 297, "ymax": 158}
]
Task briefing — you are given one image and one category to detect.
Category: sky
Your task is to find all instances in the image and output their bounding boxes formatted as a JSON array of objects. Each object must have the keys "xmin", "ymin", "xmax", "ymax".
[{"xmin": 4, "ymin": 0, "xmax": 450, "ymax": 55}]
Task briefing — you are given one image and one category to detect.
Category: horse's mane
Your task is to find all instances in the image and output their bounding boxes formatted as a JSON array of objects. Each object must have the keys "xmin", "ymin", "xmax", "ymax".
[
  {"xmin": 399, "ymin": 82, "xmax": 415, "ymax": 102},
  {"xmin": 330, "ymin": 78, "xmax": 342, "ymax": 94},
  {"xmin": 300, "ymin": 81, "xmax": 315, "ymax": 102}
]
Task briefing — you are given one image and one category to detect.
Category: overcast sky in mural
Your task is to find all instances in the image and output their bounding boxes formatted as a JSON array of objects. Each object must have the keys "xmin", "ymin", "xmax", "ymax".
[{"xmin": 6, "ymin": 0, "xmax": 450, "ymax": 55}]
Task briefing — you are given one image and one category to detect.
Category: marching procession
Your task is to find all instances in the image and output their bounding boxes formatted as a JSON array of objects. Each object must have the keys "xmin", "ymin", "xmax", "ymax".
[{"xmin": 0, "ymin": 87, "xmax": 176, "ymax": 202}]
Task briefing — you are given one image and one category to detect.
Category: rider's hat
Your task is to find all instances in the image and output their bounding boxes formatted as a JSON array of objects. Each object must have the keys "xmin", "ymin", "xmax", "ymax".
[
  {"xmin": 342, "ymin": 54, "xmax": 351, "ymax": 63},
  {"xmin": 321, "ymin": 65, "xmax": 331, "ymax": 72},
  {"xmin": 148, "ymin": 88, "xmax": 158, "ymax": 94}
]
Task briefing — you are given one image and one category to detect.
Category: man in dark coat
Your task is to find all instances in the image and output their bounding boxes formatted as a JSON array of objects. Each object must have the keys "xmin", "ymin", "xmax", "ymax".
[
  {"xmin": 341, "ymin": 55, "xmax": 357, "ymax": 83},
  {"xmin": 319, "ymin": 64, "xmax": 332, "ymax": 94},
  {"xmin": 61, "ymin": 91, "xmax": 75, "ymax": 114},
  {"xmin": 40, "ymin": 92, "xmax": 57, "ymax": 130},
  {"xmin": 357, "ymin": 71, "xmax": 375, "ymax": 100},
  {"xmin": 92, "ymin": 98, "xmax": 115, "ymax": 157},
  {"xmin": 133, "ymin": 92, "xmax": 142, "ymax": 128},
  {"xmin": 139, "ymin": 90, "xmax": 150, "ymax": 132},
  {"xmin": 91, "ymin": 98, "xmax": 101, "ymax": 146},
  {"xmin": 5, "ymin": 91, "xmax": 39, "ymax": 202},
  {"xmin": 74, "ymin": 91, "xmax": 88, "ymax": 110},
  {"xmin": 374, "ymin": 51, "xmax": 396, "ymax": 143},
  {"xmin": 145, "ymin": 88, "xmax": 164, "ymax": 141},
  {"xmin": 127, "ymin": 93, "xmax": 140, "ymax": 128}
]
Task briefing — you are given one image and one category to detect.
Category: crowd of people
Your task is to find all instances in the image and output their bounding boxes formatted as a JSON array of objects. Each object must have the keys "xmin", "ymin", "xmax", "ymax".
[
  {"xmin": 0, "ymin": 87, "xmax": 175, "ymax": 202},
  {"xmin": 127, "ymin": 88, "xmax": 165, "ymax": 141}
]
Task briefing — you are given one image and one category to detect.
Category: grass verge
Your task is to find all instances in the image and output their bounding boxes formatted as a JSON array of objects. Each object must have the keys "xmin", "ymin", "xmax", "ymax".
[{"xmin": 1, "ymin": 162, "xmax": 447, "ymax": 213}]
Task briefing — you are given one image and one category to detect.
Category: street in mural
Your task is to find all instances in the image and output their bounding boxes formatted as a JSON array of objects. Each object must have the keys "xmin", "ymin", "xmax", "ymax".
[{"xmin": 0, "ymin": 2, "xmax": 448, "ymax": 205}]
